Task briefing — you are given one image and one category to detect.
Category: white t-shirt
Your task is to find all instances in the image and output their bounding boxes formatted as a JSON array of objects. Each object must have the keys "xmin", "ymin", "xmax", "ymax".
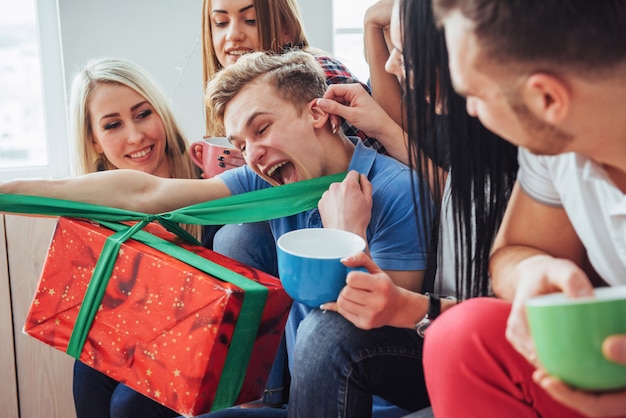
[
  {"xmin": 517, "ymin": 148, "xmax": 626, "ymax": 286},
  {"xmin": 434, "ymin": 176, "xmax": 460, "ymax": 297},
  {"xmin": 434, "ymin": 175, "xmax": 487, "ymax": 300}
]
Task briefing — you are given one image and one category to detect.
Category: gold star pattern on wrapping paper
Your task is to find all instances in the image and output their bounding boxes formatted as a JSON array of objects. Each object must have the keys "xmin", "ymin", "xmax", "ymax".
[
  {"xmin": 54, "ymin": 318, "xmax": 61, "ymax": 326},
  {"xmin": 61, "ymin": 286, "xmax": 70, "ymax": 300},
  {"xmin": 24, "ymin": 217, "xmax": 295, "ymax": 416}
]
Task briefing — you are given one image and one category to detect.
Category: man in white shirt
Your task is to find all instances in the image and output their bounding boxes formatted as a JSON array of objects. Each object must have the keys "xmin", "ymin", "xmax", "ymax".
[{"xmin": 423, "ymin": 1, "xmax": 626, "ymax": 417}]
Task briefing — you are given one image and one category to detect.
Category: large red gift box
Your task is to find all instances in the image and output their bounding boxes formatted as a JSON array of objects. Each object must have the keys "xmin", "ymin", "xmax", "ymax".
[{"xmin": 24, "ymin": 217, "xmax": 292, "ymax": 416}]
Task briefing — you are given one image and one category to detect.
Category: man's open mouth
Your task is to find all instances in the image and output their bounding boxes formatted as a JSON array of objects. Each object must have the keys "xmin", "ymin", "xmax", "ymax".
[{"xmin": 266, "ymin": 161, "xmax": 296, "ymax": 185}]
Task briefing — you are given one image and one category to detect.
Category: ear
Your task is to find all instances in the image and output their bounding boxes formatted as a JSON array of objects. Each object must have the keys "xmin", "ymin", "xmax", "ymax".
[
  {"xmin": 91, "ymin": 136, "xmax": 104, "ymax": 154},
  {"xmin": 522, "ymin": 73, "xmax": 571, "ymax": 125},
  {"xmin": 308, "ymin": 98, "xmax": 331, "ymax": 130}
]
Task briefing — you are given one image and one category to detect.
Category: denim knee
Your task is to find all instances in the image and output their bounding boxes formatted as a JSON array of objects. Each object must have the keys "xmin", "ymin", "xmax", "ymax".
[
  {"xmin": 213, "ymin": 222, "xmax": 278, "ymax": 276},
  {"xmin": 109, "ymin": 383, "xmax": 178, "ymax": 418},
  {"xmin": 290, "ymin": 310, "xmax": 427, "ymax": 416},
  {"xmin": 292, "ymin": 310, "xmax": 365, "ymax": 380}
]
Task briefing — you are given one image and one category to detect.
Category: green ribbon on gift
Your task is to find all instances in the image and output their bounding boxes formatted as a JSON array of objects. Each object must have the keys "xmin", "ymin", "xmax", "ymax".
[
  {"xmin": 0, "ymin": 172, "xmax": 346, "ymax": 411},
  {"xmin": 97, "ymin": 220, "xmax": 270, "ymax": 411}
]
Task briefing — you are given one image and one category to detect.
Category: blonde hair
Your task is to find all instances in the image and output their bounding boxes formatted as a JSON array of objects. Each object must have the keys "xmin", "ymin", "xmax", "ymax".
[
  {"xmin": 201, "ymin": 0, "xmax": 312, "ymax": 135},
  {"xmin": 69, "ymin": 57, "xmax": 202, "ymax": 240},
  {"xmin": 206, "ymin": 50, "xmax": 327, "ymax": 126}
]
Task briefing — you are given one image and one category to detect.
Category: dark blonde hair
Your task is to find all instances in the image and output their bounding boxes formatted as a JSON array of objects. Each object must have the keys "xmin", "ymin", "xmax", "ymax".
[
  {"xmin": 206, "ymin": 50, "xmax": 326, "ymax": 126},
  {"xmin": 201, "ymin": 0, "xmax": 311, "ymax": 135},
  {"xmin": 433, "ymin": 0, "xmax": 626, "ymax": 78}
]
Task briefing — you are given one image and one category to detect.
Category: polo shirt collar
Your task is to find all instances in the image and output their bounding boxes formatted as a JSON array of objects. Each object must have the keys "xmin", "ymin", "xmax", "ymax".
[{"xmin": 347, "ymin": 141, "xmax": 376, "ymax": 177}]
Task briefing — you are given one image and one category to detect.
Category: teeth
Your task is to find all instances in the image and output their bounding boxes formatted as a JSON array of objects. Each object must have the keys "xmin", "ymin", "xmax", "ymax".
[
  {"xmin": 228, "ymin": 50, "xmax": 249, "ymax": 56},
  {"xmin": 267, "ymin": 161, "xmax": 286, "ymax": 177},
  {"xmin": 129, "ymin": 147, "xmax": 151, "ymax": 159}
]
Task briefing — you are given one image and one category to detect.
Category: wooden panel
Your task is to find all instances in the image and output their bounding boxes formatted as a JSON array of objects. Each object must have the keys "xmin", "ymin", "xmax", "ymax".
[
  {"xmin": 7, "ymin": 215, "xmax": 76, "ymax": 418},
  {"xmin": 0, "ymin": 214, "xmax": 19, "ymax": 418}
]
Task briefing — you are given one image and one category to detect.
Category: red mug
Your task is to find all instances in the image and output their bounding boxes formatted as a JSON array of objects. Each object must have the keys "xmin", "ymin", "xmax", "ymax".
[{"xmin": 190, "ymin": 137, "xmax": 244, "ymax": 178}]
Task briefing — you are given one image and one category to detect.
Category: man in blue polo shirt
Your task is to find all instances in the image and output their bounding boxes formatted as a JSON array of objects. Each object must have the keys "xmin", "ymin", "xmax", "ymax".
[
  {"xmin": 1, "ymin": 50, "xmax": 432, "ymax": 417},
  {"xmin": 206, "ymin": 50, "xmax": 432, "ymax": 417}
]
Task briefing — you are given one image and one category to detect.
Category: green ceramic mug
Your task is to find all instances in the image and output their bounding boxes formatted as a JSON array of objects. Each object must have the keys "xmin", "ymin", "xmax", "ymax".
[{"xmin": 526, "ymin": 285, "xmax": 626, "ymax": 391}]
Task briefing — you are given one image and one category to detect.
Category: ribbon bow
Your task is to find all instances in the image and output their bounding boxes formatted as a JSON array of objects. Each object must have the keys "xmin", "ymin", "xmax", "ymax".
[{"xmin": 0, "ymin": 172, "xmax": 346, "ymax": 410}]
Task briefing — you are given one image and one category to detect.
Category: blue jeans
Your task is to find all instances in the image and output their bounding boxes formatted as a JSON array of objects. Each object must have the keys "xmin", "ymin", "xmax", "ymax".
[
  {"xmin": 73, "ymin": 361, "xmax": 178, "ymax": 418},
  {"xmin": 192, "ymin": 405, "xmax": 287, "ymax": 418},
  {"xmin": 287, "ymin": 310, "xmax": 429, "ymax": 418},
  {"xmin": 212, "ymin": 222, "xmax": 278, "ymax": 277},
  {"xmin": 187, "ymin": 306, "xmax": 413, "ymax": 418}
]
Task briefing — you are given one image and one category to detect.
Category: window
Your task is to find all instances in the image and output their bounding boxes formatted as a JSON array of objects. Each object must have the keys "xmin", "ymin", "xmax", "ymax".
[
  {"xmin": 332, "ymin": 0, "xmax": 380, "ymax": 83},
  {"xmin": 0, "ymin": 0, "xmax": 69, "ymax": 180}
]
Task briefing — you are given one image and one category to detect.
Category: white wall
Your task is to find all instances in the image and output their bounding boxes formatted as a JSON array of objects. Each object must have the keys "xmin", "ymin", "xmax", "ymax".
[
  {"xmin": 56, "ymin": 0, "xmax": 331, "ymax": 144},
  {"xmin": 298, "ymin": 0, "xmax": 333, "ymax": 53},
  {"xmin": 58, "ymin": 0, "xmax": 205, "ymax": 142}
]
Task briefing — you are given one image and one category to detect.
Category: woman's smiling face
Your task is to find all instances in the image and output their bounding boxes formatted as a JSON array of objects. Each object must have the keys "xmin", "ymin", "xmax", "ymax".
[
  {"xmin": 210, "ymin": 0, "xmax": 261, "ymax": 68},
  {"xmin": 88, "ymin": 83, "xmax": 170, "ymax": 177}
]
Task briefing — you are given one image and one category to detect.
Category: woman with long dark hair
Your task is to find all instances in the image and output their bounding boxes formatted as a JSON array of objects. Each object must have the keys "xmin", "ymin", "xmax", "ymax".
[{"xmin": 284, "ymin": 0, "xmax": 519, "ymax": 416}]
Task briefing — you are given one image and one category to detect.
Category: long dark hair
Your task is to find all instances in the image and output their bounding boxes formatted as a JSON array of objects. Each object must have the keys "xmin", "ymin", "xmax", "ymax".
[{"xmin": 401, "ymin": 0, "xmax": 519, "ymax": 299}]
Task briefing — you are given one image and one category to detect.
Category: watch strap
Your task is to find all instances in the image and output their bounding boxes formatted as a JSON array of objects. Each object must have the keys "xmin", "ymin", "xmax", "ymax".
[
  {"xmin": 415, "ymin": 292, "xmax": 442, "ymax": 337},
  {"xmin": 426, "ymin": 292, "xmax": 442, "ymax": 320}
]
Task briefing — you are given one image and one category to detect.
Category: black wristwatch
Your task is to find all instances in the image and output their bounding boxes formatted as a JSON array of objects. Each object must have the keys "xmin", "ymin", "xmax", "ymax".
[{"xmin": 415, "ymin": 293, "xmax": 444, "ymax": 338}]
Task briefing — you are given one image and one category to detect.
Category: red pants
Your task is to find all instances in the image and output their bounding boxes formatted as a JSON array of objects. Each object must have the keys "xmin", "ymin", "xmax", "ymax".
[{"xmin": 423, "ymin": 298, "xmax": 589, "ymax": 418}]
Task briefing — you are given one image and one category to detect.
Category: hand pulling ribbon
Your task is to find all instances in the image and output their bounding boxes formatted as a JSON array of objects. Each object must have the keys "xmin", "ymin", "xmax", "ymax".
[{"xmin": 0, "ymin": 172, "xmax": 346, "ymax": 411}]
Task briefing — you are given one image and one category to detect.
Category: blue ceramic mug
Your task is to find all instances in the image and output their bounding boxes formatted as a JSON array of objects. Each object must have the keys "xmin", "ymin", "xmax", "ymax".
[{"xmin": 277, "ymin": 228, "xmax": 366, "ymax": 308}]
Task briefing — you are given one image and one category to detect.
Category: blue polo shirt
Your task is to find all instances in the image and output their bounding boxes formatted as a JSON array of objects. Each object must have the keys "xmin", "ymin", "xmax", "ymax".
[
  {"xmin": 219, "ymin": 140, "xmax": 431, "ymax": 272},
  {"xmin": 219, "ymin": 141, "xmax": 430, "ymax": 415}
]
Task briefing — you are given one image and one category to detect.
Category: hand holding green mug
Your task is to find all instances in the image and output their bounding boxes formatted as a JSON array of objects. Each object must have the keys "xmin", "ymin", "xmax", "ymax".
[
  {"xmin": 526, "ymin": 286, "xmax": 626, "ymax": 391},
  {"xmin": 603, "ymin": 334, "xmax": 626, "ymax": 365}
]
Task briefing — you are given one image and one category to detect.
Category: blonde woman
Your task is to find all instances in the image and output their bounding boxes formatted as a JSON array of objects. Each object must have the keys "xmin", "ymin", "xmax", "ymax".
[{"xmin": 69, "ymin": 57, "xmax": 202, "ymax": 418}]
